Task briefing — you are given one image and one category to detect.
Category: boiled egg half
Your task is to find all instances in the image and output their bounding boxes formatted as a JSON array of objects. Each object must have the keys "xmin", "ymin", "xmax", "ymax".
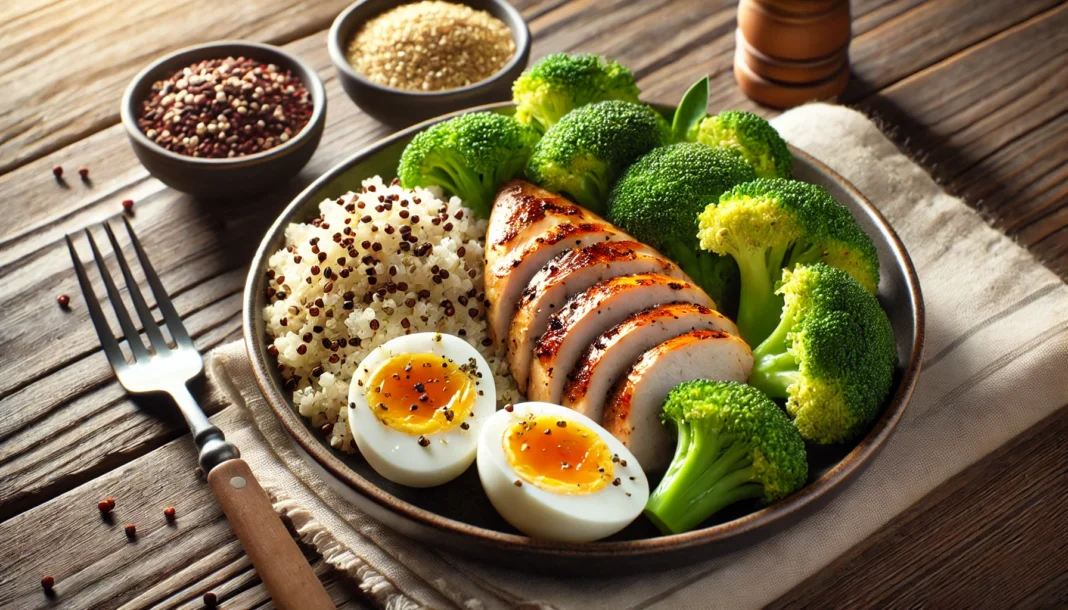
[
  {"xmin": 348, "ymin": 333, "xmax": 495, "ymax": 487},
  {"xmin": 477, "ymin": 402, "xmax": 649, "ymax": 542}
]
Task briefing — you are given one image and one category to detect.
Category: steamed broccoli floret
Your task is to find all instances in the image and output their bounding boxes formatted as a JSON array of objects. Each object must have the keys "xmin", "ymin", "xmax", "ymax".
[
  {"xmin": 397, "ymin": 112, "xmax": 540, "ymax": 218},
  {"xmin": 606, "ymin": 142, "xmax": 756, "ymax": 310},
  {"xmin": 749, "ymin": 263, "xmax": 897, "ymax": 444},
  {"xmin": 691, "ymin": 111, "xmax": 792, "ymax": 179},
  {"xmin": 525, "ymin": 100, "xmax": 669, "ymax": 213},
  {"xmin": 512, "ymin": 53, "xmax": 641, "ymax": 133},
  {"xmin": 644, "ymin": 380, "xmax": 808, "ymax": 535},
  {"xmin": 697, "ymin": 178, "xmax": 880, "ymax": 344}
]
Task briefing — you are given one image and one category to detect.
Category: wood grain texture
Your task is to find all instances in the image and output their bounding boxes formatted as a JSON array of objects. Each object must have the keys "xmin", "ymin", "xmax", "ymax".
[
  {"xmin": 0, "ymin": 0, "xmax": 356, "ymax": 173},
  {"xmin": 855, "ymin": 3, "xmax": 1068, "ymax": 276},
  {"xmin": 0, "ymin": 406, "xmax": 372, "ymax": 610},
  {"xmin": 768, "ymin": 406, "xmax": 1068, "ymax": 610},
  {"xmin": 0, "ymin": 0, "xmax": 1065, "ymax": 607}
]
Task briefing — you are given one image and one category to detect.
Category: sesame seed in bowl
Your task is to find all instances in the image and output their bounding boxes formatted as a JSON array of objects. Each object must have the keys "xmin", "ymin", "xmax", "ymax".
[{"xmin": 328, "ymin": 0, "xmax": 531, "ymax": 125}]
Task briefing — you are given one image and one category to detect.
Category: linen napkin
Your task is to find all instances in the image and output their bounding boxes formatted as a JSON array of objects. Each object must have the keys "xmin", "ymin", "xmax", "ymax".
[{"xmin": 208, "ymin": 103, "xmax": 1068, "ymax": 610}]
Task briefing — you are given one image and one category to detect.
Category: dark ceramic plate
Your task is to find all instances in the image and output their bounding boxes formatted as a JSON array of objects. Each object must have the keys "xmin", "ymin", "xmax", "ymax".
[{"xmin": 242, "ymin": 102, "xmax": 924, "ymax": 574}]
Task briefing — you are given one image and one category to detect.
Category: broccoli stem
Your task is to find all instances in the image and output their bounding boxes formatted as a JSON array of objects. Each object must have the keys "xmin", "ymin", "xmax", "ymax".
[
  {"xmin": 749, "ymin": 307, "xmax": 800, "ymax": 399},
  {"xmin": 645, "ymin": 423, "xmax": 765, "ymax": 534},
  {"xmin": 734, "ymin": 242, "xmax": 790, "ymax": 345},
  {"xmin": 425, "ymin": 159, "xmax": 491, "ymax": 217},
  {"xmin": 663, "ymin": 241, "xmax": 729, "ymax": 309}
]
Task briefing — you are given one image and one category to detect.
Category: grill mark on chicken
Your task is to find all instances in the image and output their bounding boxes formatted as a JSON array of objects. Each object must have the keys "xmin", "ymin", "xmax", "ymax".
[
  {"xmin": 534, "ymin": 275, "xmax": 702, "ymax": 362},
  {"xmin": 492, "ymin": 222, "xmax": 620, "ymax": 278},
  {"xmin": 516, "ymin": 241, "xmax": 648, "ymax": 307},
  {"xmin": 609, "ymin": 331, "xmax": 734, "ymax": 428},
  {"xmin": 603, "ymin": 329, "xmax": 752, "ymax": 463},
  {"xmin": 490, "ymin": 181, "xmax": 589, "ymax": 248},
  {"xmin": 561, "ymin": 303, "xmax": 722, "ymax": 404}
]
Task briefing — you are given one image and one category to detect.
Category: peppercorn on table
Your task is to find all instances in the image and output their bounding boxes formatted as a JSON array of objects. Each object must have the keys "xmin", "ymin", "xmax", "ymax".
[{"xmin": 0, "ymin": 0, "xmax": 1065, "ymax": 608}]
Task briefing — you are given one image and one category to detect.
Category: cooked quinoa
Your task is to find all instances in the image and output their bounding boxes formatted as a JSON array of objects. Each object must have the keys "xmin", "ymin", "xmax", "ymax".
[{"xmin": 264, "ymin": 176, "xmax": 520, "ymax": 452}]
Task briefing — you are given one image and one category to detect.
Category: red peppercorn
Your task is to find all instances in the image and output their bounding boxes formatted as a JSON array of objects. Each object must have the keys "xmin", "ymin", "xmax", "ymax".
[
  {"xmin": 203, "ymin": 591, "xmax": 218, "ymax": 607},
  {"xmin": 98, "ymin": 500, "xmax": 112, "ymax": 513},
  {"xmin": 124, "ymin": 523, "xmax": 136, "ymax": 538},
  {"xmin": 57, "ymin": 294, "xmax": 70, "ymax": 309},
  {"xmin": 164, "ymin": 506, "xmax": 176, "ymax": 520},
  {"xmin": 122, "ymin": 199, "xmax": 134, "ymax": 213},
  {"xmin": 52, "ymin": 165, "xmax": 63, "ymax": 178},
  {"xmin": 41, "ymin": 575, "xmax": 55, "ymax": 591},
  {"xmin": 78, "ymin": 166, "xmax": 89, "ymax": 179}
]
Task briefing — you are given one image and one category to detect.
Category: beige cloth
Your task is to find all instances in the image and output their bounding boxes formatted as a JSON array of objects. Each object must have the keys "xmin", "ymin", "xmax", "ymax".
[{"xmin": 208, "ymin": 103, "xmax": 1068, "ymax": 610}]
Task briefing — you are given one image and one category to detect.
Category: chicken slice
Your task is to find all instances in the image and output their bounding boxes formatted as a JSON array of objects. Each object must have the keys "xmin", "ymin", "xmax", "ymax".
[
  {"xmin": 506, "ymin": 241, "xmax": 687, "ymax": 392},
  {"xmin": 562, "ymin": 303, "xmax": 739, "ymax": 423},
  {"xmin": 603, "ymin": 330, "xmax": 754, "ymax": 472},
  {"xmin": 485, "ymin": 221, "xmax": 630, "ymax": 346},
  {"xmin": 485, "ymin": 180, "xmax": 604, "ymax": 269},
  {"xmin": 528, "ymin": 274, "xmax": 715, "ymax": 404}
]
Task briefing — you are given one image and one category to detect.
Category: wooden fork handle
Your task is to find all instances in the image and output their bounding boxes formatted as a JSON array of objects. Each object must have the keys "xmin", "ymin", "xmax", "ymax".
[{"xmin": 207, "ymin": 459, "xmax": 336, "ymax": 610}]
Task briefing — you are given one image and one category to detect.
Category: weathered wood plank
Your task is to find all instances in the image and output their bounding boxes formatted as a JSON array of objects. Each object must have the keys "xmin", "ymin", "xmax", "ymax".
[
  {"xmin": 770, "ymin": 406, "xmax": 1068, "ymax": 609},
  {"xmin": 855, "ymin": 3, "xmax": 1068, "ymax": 276},
  {"xmin": 0, "ymin": 0, "xmax": 359, "ymax": 174},
  {"xmin": 841, "ymin": 0, "xmax": 1063, "ymax": 99},
  {"xmin": 0, "ymin": 404, "xmax": 372, "ymax": 610}
]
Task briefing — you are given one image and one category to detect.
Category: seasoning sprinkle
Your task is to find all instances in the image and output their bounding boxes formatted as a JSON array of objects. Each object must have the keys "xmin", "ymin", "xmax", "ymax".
[
  {"xmin": 57, "ymin": 294, "xmax": 71, "ymax": 309},
  {"xmin": 164, "ymin": 506, "xmax": 177, "ymax": 521},
  {"xmin": 41, "ymin": 575, "xmax": 55, "ymax": 592},
  {"xmin": 124, "ymin": 523, "xmax": 137, "ymax": 538}
]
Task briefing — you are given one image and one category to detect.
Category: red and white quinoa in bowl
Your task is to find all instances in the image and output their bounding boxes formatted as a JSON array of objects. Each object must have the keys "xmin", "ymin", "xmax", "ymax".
[{"xmin": 263, "ymin": 176, "xmax": 520, "ymax": 451}]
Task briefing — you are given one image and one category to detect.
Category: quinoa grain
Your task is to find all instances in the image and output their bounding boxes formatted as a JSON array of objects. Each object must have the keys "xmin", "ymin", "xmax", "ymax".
[{"xmin": 346, "ymin": 1, "xmax": 515, "ymax": 92}]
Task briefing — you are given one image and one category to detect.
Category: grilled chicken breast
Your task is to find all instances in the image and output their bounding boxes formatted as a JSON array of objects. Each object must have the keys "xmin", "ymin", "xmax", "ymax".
[
  {"xmin": 485, "ymin": 180, "xmax": 604, "ymax": 269},
  {"xmin": 603, "ymin": 330, "xmax": 754, "ymax": 471},
  {"xmin": 506, "ymin": 241, "xmax": 686, "ymax": 392},
  {"xmin": 483, "ymin": 181, "xmax": 630, "ymax": 347},
  {"xmin": 527, "ymin": 274, "xmax": 715, "ymax": 404},
  {"xmin": 486, "ymin": 222, "xmax": 630, "ymax": 347},
  {"xmin": 561, "ymin": 303, "xmax": 739, "ymax": 423}
]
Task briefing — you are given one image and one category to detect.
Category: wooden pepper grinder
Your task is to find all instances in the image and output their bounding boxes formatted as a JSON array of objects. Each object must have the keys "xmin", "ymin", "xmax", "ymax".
[{"xmin": 734, "ymin": 0, "xmax": 851, "ymax": 108}]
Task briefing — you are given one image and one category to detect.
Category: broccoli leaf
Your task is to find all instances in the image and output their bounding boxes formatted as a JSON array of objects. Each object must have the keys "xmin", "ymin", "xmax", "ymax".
[{"xmin": 671, "ymin": 76, "xmax": 709, "ymax": 143}]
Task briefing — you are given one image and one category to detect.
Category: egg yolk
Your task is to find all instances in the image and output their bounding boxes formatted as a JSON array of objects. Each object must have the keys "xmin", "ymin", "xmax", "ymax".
[
  {"xmin": 365, "ymin": 353, "xmax": 476, "ymax": 435},
  {"xmin": 503, "ymin": 414, "xmax": 615, "ymax": 495}
]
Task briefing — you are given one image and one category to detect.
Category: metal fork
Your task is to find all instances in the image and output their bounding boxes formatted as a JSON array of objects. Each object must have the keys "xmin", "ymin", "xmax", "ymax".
[{"xmin": 67, "ymin": 217, "xmax": 334, "ymax": 610}]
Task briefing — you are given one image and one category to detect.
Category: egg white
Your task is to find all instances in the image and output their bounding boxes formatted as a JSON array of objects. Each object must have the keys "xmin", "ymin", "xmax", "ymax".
[
  {"xmin": 348, "ymin": 333, "xmax": 495, "ymax": 487},
  {"xmin": 477, "ymin": 402, "xmax": 650, "ymax": 542}
]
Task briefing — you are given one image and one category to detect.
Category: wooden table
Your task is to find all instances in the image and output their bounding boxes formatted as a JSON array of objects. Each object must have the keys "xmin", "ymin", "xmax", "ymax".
[{"xmin": 1, "ymin": 0, "xmax": 1065, "ymax": 607}]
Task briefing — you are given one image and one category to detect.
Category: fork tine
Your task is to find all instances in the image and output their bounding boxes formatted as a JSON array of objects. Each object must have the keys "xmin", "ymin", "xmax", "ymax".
[
  {"xmin": 122, "ymin": 216, "xmax": 194, "ymax": 348},
  {"xmin": 85, "ymin": 228, "xmax": 151, "ymax": 361},
  {"xmin": 103, "ymin": 221, "xmax": 170, "ymax": 354},
  {"xmin": 67, "ymin": 235, "xmax": 130, "ymax": 373}
]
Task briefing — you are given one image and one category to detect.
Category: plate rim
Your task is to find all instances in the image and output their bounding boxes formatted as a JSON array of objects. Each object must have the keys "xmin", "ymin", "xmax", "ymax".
[{"xmin": 241, "ymin": 101, "xmax": 926, "ymax": 558}]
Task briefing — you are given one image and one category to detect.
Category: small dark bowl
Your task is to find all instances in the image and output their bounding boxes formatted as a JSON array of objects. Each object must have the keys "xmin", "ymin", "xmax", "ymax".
[
  {"xmin": 120, "ymin": 41, "xmax": 327, "ymax": 199},
  {"xmin": 328, "ymin": 0, "xmax": 531, "ymax": 126}
]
